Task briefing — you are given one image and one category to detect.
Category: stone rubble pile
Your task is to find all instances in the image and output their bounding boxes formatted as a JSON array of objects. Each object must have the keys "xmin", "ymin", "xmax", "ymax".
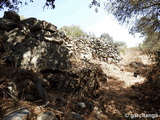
[
  {"xmin": 0, "ymin": 11, "xmax": 71, "ymax": 72},
  {"xmin": 65, "ymin": 36, "xmax": 122, "ymax": 63},
  {"xmin": 0, "ymin": 11, "xmax": 121, "ymax": 73}
]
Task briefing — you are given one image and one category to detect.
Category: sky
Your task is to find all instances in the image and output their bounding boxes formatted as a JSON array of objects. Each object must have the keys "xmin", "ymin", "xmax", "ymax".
[{"xmin": 0, "ymin": 0, "xmax": 144, "ymax": 47}]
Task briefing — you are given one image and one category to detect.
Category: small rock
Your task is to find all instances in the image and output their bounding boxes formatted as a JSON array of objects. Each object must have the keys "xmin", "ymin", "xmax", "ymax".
[
  {"xmin": 68, "ymin": 112, "xmax": 84, "ymax": 120},
  {"xmin": 76, "ymin": 102, "xmax": 86, "ymax": 110},
  {"xmin": 37, "ymin": 111, "xmax": 58, "ymax": 120},
  {"xmin": 74, "ymin": 102, "xmax": 94, "ymax": 114}
]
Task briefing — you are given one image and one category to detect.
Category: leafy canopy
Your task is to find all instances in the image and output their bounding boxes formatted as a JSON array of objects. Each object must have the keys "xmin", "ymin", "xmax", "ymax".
[
  {"xmin": 0, "ymin": 0, "xmax": 159, "ymax": 50},
  {"xmin": 0, "ymin": 0, "xmax": 55, "ymax": 11},
  {"xmin": 59, "ymin": 25, "xmax": 87, "ymax": 37},
  {"xmin": 100, "ymin": 33, "xmax": 113, "ymax": 43},
  {"xmin": 90, "ymin": 0, "xmax": 160, "ymax": 50},
  {"xmin": 90, "ymin": 0, "xmax": 160, "ymax": 34}
]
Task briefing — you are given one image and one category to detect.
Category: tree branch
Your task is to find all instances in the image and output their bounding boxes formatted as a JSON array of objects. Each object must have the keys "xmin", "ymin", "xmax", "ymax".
[{"xmin": 141, "ymin": 2, "xmax": 160, "ymax": 9}]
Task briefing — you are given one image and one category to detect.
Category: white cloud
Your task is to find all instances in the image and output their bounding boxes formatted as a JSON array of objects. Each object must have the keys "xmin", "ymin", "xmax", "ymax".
[{"xmin": 85, "ymin": 16, "xmax": 144, "ymax": 47}]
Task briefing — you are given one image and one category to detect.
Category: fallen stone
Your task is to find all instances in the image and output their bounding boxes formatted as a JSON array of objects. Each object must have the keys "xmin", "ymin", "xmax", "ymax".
[{"xmin": 73, "ymin": 101, "xmax": 94, "ymax": 114}]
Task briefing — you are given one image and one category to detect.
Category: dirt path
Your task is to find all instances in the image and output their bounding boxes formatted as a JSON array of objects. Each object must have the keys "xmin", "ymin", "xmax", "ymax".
[
  {"xmin": 91, "ymin": 59, "xmax": 147, "ymax": 88},
  {"xmin": 89, "ymin": 51, "xmax": 154, "ymax": 120}
]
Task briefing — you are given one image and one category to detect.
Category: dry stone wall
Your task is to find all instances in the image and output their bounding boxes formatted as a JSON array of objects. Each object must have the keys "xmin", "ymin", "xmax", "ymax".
[
  {"xmin": 65, "ymin": 36, "xmax": 122, "ymax": 63},
  {"xmin": 0, "ymin": 11, "xmax": 121, "ymax": 73},
  {"xmin": 0, "ymin": 11, "xmax": 71, "ymax": 72}
]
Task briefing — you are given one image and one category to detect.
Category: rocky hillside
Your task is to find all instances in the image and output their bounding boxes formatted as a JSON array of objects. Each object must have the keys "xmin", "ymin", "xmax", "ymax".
[{"xmin": 0, "ymin": 11, "xmax": 159, "ymax": 120}]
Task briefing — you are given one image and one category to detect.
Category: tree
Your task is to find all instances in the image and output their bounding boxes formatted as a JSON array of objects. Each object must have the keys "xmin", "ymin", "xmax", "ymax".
[
  {"xmin": 0, "ymin": 0, "xmax": 55, "ymax": 11},
  {"xmin": 140, "ymin": 32, "xmax": 160, "ymax": 50},
  {"xmin": 59, "ymin": 25, "xmax": 87, "ymax": 37},
  {"xmin": 90, "ymin": 0, "xmax": 160, "ymax": 49},
  {"xmin": 100, "ymin": 33, "xmax": 113, "ymax": 43}
]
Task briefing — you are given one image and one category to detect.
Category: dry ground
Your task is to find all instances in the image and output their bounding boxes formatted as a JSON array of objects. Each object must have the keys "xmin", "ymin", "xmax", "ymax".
[
  {"xmin": 0, "ymin": 48, "xmax": 159, "ymax": 120},
  {"xmin": 89, "ymin": 48, "xmax": 159, "ymax": 120}
]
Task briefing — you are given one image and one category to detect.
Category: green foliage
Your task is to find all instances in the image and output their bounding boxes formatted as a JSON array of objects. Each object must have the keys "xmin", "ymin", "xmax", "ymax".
[
  {"xmin": 59, "ymin": 25, "xmax": 87, "ymax": 37},
  {"xmin": 113, "ymin": 41, "xmax": 126, "ymax": 47},
  {"xmin": 139, "ymin": 32, "xmax": 160, "ymax": 51},
  {"xmin": 90, "ymin": 0, "xmax": 160, "ymax": 51},
  {"xmin": 87, "ymin": 32, "xmax": 96, "ymax": 38},
  {"xmin": 0, "ymin": 0, "xmax": 55, "ymax": 11},
  {"xmin": 113, "ymin": 41, "xmax": 127, "ymax": 52},
  {"xmin": 100, "ymin": 33, "xmax": 113, "ymax": 43}
]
